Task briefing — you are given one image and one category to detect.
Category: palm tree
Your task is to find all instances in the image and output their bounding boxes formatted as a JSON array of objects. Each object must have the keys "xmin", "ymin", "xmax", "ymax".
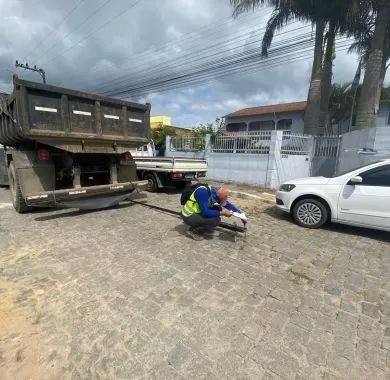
[
  {"xmin": 231, "ymin": 0, "xmax": 356, "ymax": 135},
  {"xmin": 354, "ymin": 0, "xmax": 390, "ymax": 130},
  {"xmin": 231, "ymin": 0, "xmax": 326, "ymax": 134},
  {"xmin": 349, "ymin": 2, "xmax": 390, "ymax": 130}
]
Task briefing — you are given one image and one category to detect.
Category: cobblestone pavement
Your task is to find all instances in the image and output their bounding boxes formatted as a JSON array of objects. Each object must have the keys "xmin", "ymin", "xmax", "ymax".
[{"xmin": 0, "ymin": 185, "xmax": 389, "ymax": 380}]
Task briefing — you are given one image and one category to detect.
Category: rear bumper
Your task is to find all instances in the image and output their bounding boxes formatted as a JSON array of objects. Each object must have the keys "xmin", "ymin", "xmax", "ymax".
[{"xmin": 25, "ymin": 180, "xmax": 148, "ymax": 207}]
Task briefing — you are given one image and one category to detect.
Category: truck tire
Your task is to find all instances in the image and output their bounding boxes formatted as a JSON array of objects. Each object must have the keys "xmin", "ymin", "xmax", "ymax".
[
  {"xmin": 144, "ymin": 173, "xmax": 158, "ymax": 192},
  {"xmin": 8, "ymin": 161, "xmax": 31, "ymax": 213}
]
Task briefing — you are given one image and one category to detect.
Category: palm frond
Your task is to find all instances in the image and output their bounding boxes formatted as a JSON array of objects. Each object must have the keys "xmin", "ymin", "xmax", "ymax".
[
  {"xmin": 230, "ymin": 0, "xmax": 272, "ymax": 17},
  {"xmin": 261, "ymin": 7, "xmax": 295, "ymax": 56}
]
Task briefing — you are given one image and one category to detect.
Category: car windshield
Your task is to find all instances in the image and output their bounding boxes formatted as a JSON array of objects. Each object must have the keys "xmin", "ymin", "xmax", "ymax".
[{"xmin": 329, "ymin": 161, "xmax": 384, "ymax": 178}]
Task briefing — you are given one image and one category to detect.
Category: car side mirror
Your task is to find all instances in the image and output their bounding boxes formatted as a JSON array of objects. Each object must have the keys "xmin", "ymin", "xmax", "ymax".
[{"xmin": 349, "ymin": 176, "xmax": 363, "ymax": 185}]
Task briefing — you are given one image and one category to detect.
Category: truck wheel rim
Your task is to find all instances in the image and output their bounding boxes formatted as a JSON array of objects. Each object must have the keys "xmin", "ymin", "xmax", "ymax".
[{"xmin": 297, "ymin": 203, "xmax": 322, "ymax": 225}]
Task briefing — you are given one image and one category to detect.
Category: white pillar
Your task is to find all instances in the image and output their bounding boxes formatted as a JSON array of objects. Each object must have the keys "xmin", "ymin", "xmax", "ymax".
[
  {"xmin": 165, "ymin": 135, "xmax": 171, "ymax": 156},
  {"xmin": 266, "ymin": 130, "xmax": 283, "ymax": 189}
]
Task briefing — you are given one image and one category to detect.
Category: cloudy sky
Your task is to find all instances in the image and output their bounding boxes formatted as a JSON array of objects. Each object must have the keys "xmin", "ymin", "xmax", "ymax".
[{"xmin": 1, "ymin": 0, "xmax": 388, "ymax": 127}]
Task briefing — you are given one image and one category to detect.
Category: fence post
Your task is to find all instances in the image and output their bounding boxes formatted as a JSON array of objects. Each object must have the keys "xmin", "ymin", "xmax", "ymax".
[
  {"xmin": 205, "ymin": 134, "xmax": 211, "ymax": 154},
  {"xmin": 308, "ymin": 135, "xmax": 315, "ymax": 176},
  {"xmin": 165, "ymin": 135, "xmax": 171, "ymax": 156},
  {"xmin": 266, "ymin": 131, "xmax": 282, "ymax": 189}
]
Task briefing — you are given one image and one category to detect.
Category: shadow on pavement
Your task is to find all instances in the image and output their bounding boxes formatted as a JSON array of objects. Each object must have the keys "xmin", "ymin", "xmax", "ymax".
[
  {"xmin": 263, "ymin": 206, "xmax": 390, "ymax": 243},
  {"xmin": 33, "ymin": 200, "xmax": 140, "ymax": 222},
  {"xmin": 173, "ymin": 223, "xmax": 237, "ymax": 242}
]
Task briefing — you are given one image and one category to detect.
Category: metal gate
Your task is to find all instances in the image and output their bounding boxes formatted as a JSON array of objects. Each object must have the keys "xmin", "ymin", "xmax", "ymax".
[{"xmin": 311, "ymin": 136, "xmax": 341, "ymax": 177}]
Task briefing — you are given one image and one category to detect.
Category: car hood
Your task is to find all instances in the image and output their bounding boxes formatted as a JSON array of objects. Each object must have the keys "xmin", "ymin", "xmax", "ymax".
[{"xmin": 286, "ymin": 176, "xmax": 331, "ymax": 185}]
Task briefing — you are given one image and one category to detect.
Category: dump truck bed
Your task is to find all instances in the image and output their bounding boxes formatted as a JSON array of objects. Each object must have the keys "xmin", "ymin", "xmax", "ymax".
[{"xmin": 0, "ymin": 76, "xmax": 150, "ymax": 153}]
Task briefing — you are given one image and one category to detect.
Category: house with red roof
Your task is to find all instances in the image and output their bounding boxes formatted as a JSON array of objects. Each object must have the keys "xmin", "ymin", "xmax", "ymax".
[{"xmin": 224, "ymin": 101, "xmax": 307, "ymax": 134}]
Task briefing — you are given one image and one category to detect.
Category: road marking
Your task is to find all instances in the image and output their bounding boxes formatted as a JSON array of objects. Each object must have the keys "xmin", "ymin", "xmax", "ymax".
[
  {"xmin": 73, "ymin": 110, "xmax": 91, "ymax": 116},
  {"xmin": 0, "ymin": 203, "xmax": 12, "ymax": 209},
  {"xmin": 35, "ymin": 106, "xmax": 57, "ymax": 113},
  {"xmin": 104, "ymin": 114, "xmax": 119, "ymax": 120},
  {"xmin": 129, "ymin": 118, "xmax": 142, "ymax": 123}
]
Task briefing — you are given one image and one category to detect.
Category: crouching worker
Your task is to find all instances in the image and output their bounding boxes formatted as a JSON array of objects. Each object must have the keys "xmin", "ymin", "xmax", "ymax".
[{"xmin": 181, "ymin": 183, "xmax": 241, "ymax": 240}]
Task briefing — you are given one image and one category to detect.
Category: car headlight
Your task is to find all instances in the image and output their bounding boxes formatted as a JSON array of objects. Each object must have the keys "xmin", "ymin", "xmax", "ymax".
[{"xmin": 279, "ymin": 184, "xmax": 296, "ymax": 192}]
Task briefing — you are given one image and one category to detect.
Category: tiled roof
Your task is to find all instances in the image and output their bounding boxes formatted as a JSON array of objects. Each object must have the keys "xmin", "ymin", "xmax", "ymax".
[{"xmin": 226, "ymin": 101, "xmax": 307, "ymax": 118}]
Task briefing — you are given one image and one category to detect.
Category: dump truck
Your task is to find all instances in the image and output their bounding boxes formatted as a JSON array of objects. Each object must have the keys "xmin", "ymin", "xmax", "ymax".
[{"xmin": 0, "ymin": 75, "xmax": 150, "ymax": 212}]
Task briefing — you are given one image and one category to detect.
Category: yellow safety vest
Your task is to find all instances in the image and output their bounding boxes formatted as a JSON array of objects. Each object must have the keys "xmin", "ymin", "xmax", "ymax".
[{"xmin": 182, "ymin": 185, "xmax": 209, "ymax": 217}]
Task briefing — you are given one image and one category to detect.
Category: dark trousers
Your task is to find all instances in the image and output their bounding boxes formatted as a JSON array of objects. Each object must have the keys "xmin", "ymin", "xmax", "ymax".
[{"xmin": 182, "ymin": 213, "xmax": 220, "ymax": 231}]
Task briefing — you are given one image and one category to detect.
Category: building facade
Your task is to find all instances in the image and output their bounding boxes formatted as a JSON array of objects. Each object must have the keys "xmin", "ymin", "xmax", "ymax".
[
  {"xmin": 225, "ymin": 100, "xmax": 390, "ymax": 135},
  {"xmin": 225, "ymin": 101, "xmax": 306, "ymax": 134},
  {"xmin": 150, "ymin": 115, "xmax": 191, "ymax": 136}
]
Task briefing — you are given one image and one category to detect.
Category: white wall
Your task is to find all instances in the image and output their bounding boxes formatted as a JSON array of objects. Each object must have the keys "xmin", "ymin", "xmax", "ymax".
[
  {"xmin": 207, "ymin": 153, "xmax": 270, "ymax": 187},
  {"xmin": 336, "ymin": 128, "xmax": 387, "ymax": 174},
  {"xmin": 375, "ymin": 126, "xmax": 390, "ymax": 150},
  {"xmin": 165, "ymin": 132, "xmax": 312, "ymax": 189}
]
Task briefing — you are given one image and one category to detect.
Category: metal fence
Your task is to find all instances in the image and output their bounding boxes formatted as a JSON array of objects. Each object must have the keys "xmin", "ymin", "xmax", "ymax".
[
  {"xmin": 280, "ymin": 132, "xmax": 312, "ymax": 155},
  {"xmin": 313, "ymin": 136, "xmax": 341, "ymax": 157},
  {"xmin": 169, "ymin": 136, "xmax": 205, "ymax": 152},
  {"xmin": 211, "ymin": 131, "xmax": 272, "ymax": 154}
]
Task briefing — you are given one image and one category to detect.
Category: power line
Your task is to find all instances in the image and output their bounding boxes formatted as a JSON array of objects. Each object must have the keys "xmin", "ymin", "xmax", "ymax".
[
  {"xmin": 91, "ymin": 25, "xmax": 313, "ymax": 95},
  {"xmin": 35, "ymin": 0, "xmax": 115, "ymax": 63},
  {"xmin": 101, "ymin": 38, "xmax": 350, "ymax": 98},
  {"xmin": 102, "ymin": 33, "xmax": 313, "ymax": 95},
  {"xmin": 88, "ymin": 19, "xmax": 305, "ymax": 94},
  {"xmin": 117, "ymin": 45, "xmax": 352, "ymax": 100},
  {"xmin": 61, "ymin": 8, "xmax": 271, "ymax": 87},
  {"xmin": 40, "ymin": 0, "xmax": 144, "ymax": 65}
]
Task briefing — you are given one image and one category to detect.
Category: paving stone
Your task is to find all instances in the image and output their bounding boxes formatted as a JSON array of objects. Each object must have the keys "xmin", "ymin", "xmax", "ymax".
[
  {"xmin": 0, "ymin": 187, "xmax": 389, "ymax": 379},
  {"xmin": 362, "ymin": 302, "xmax": 380, "ymax": 320},
  {"xmin": 266, "ymin": 351, "xmax": 300, "ymax": 379}
]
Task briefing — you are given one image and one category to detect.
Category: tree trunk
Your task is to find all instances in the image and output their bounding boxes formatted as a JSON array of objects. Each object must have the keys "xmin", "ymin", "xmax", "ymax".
[
  {"xmin": 304, "ymin": 21, "xmax": 325, "ymax": 135},
  {"xmin": 355, "ymin": 1, "xmax": 390, "ymax": 130},
  {"xmin": 319, "ymin": 22, "xmax": 336, "ymax": 136},
  {"xmin": 375, "ymin": 54, "xmax": 387, "ymax": 108}
]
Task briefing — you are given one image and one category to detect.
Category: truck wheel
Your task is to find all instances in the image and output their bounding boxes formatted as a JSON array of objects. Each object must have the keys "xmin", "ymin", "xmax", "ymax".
[
  {"xmin": 8, "ymin": 161, "xmax": 31, "ymax": 213},
  {"xmin": 144, "ymin": 173, "xmax": 158, "ymax": 192}
]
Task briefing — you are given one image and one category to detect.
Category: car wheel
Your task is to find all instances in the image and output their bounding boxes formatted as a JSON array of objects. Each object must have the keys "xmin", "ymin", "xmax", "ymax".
[
  {"xmin": 144, "ymin": 173, "xmax": 158, "ymax": 192},
  {"xmin": 293, "ymin": 198, "xmax": 328, "ymax": 229}
]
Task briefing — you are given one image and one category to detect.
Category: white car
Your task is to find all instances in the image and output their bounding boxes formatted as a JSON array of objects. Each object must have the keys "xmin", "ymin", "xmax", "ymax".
[{"xmin": 276, "ymin": 159, "xmax": 390, "ymax": 231}]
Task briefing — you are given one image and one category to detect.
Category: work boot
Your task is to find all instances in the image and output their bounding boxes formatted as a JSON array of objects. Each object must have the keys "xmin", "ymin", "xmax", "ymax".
[{"xmin": 186, "ymin": 227, "xmax": 204, "ymax": 241}]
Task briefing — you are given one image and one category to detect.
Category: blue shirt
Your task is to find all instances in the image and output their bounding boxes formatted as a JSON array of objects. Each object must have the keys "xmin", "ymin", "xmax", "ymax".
[{"xmin": 194, "ymin": 186, "xmax": 240, "ymax": 218}]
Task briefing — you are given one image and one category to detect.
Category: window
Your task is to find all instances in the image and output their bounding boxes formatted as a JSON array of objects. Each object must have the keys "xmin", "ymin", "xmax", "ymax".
[
  {"xmin": 249, "ymin": 120, "xmax": 275, "ymax": 131},
  {"xmin": 277, "ymin": 119, "xmax": 292, "ymax": 130},
  {"xmin": 226, "ymin": 122, "xmax": 247, "ymax": 132},
  {"xmin": 359, "ymin": 165, "xmax": 390, "ymax": 187}
]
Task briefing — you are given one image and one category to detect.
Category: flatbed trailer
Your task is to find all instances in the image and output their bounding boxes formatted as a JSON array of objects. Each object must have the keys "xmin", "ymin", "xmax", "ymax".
[{"xmin": 134, "ymin": 156, "xmax": 208, "ymax": 191}]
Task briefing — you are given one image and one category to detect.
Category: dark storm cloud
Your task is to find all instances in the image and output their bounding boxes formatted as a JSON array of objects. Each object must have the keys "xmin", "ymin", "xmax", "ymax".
[{"xmin": 0, "ymin": 0, "xmax": 368, "ymax": 126}]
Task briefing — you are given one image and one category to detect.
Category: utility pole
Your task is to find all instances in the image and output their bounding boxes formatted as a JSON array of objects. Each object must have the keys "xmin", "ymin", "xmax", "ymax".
[{"xmin": 15, "ymin": 60, "xmax": 46, "ymax": 83}]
